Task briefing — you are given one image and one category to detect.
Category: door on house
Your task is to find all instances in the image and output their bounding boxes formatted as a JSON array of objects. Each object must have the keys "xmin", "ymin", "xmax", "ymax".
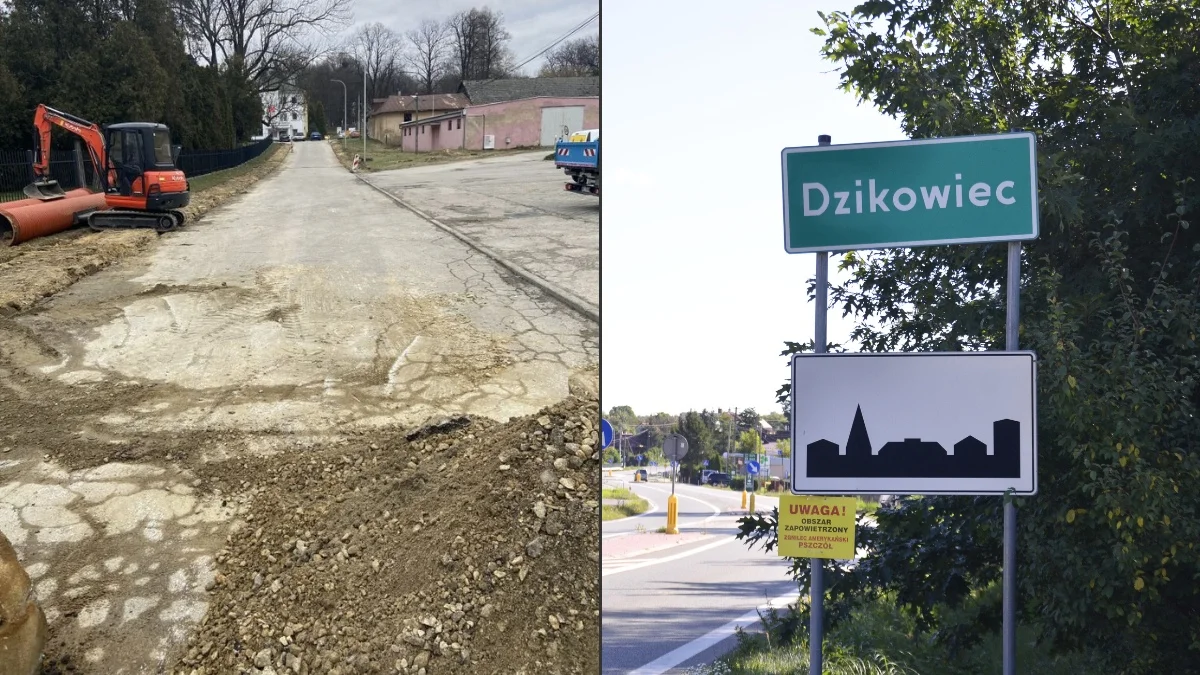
[{"xmin": 539, "ymin": 106, "xmax": 586, "ymax": 146}]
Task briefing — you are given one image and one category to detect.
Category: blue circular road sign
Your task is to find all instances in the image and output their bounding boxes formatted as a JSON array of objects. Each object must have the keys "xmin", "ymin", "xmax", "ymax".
[
  {"xmin": 747, "ymin": 460, "xmax": 761, "ymax": 475},
  {"xmin": 601, "ymin": 419, "xmax": 614, "ymax": 449}
]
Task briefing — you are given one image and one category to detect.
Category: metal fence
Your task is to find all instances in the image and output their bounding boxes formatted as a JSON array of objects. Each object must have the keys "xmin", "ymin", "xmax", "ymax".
[
  {"xmin": 176, "ymin": 137, "xmax": 273, "ymax": 178},
  {"xmin": 0, "ymin": 136, "xmax": 275, "ymax": 204},
  {"xmin": 0, "ymin": 148, "xmax": 97, "ymax": 204}
]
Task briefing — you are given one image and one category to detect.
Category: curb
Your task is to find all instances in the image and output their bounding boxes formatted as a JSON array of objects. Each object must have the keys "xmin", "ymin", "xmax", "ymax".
[{"xmin": 353, "ymin": 173, "xmax": 600, "ymax": 325}]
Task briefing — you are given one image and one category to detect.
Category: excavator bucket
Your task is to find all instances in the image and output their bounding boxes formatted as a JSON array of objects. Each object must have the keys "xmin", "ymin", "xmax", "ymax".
[{"xmin": 22, "ymin": 179, "xmax": 67, "ymax": 201}]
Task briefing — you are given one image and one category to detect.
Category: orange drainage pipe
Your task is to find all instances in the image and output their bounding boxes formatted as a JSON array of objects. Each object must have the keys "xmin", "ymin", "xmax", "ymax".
[{"xmin": 0, "ymin": 189, "xmax": 109, "ymax": 246}]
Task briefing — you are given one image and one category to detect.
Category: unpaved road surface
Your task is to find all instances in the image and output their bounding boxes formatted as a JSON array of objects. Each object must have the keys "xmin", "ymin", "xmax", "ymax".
[
  {"xmin": 0, "ymin": 140, "xmax": 598, "ymax": 674},
  {"xmin": 366, "ymin": 152, "xmax": 599, "ymax": 313}
]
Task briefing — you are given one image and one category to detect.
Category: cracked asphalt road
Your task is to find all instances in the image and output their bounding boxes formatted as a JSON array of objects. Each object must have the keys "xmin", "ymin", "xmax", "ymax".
[
  {"xmin": 15, "ymin": 141, "xmax": 598, "ymax": 433},
  {"xmin": 366, "ymin": 151, "xmax": 599, "ymax": 312}
]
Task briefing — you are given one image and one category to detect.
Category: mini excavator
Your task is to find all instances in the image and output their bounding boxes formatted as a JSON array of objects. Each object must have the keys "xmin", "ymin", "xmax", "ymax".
[{"xmin": 24, "ymin": 104, "xmax": 191, "ymax": 232}]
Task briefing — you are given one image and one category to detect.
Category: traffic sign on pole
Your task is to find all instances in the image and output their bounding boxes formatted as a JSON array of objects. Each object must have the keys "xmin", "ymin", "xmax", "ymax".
[
  {"xmin": 790, "ymin": 351, "xmax": 1037, "ymax": 495},
  {"xmin": 601, "ymin": 419, "xmax": 614, "ymax": 449},
  {"xmin": 746, "ymin": 460, "xmax": 761, "ymax": 476},
  {"xmin": 782, "ymin": 133, "xmax": 1038, "ymax": 253}
]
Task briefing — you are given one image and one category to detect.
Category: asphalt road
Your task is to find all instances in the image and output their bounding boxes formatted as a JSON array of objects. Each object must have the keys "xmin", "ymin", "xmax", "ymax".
[
  {"xmin": 366, "ymin": 151, "xmax": 600, "ymax": 314},
  {"xmin": 19, "ymin": 140, "xmax": 598, "ymax": 434},
  {"xmin": 602, "ymin": 472, "xmax": 799, "ymax": 674}
]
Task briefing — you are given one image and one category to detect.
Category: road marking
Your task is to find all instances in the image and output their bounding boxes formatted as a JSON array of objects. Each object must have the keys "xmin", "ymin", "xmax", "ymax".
[
  {"xmin": 601, "ymin": 536, "xmax": 738, "ymax": 578},
  {"xmin": 627, "ymin": 588, "xmax": 802, "ymax": 675}
]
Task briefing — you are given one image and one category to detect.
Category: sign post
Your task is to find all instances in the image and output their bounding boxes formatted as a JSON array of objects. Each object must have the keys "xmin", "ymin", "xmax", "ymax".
[
  {"xmin": 746, "ymin": 460, "xmax": 761, "ymax": 513},
  {"xmin": 663, "ymin": 434, "xmax": 689, "ymax": 535},
  {"xmin": 782, "ymin": 132, "xmax": 1038, "ymax": 675}
]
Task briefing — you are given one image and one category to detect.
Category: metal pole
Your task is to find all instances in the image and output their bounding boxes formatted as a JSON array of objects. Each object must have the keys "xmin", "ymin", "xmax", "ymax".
[
  {"xmin": 332, "ymin": 79, "xmax": 347, "ymax": 149},
  {"xmin": 1003, "ymin": 240, "xmax": 1021, "ymax": 675},
  {"xmin": 362, "ymin": 68, "xmax": 368, "ymax": 157},
  {"xmin": 810, "ymin": 133, "xmax": 832, "ymax": 675}
]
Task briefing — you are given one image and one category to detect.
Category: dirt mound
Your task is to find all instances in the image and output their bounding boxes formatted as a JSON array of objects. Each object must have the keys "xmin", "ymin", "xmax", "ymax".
[{"xmin": 168, "ymin": 393, "xmax": 600, "ymax": 675}]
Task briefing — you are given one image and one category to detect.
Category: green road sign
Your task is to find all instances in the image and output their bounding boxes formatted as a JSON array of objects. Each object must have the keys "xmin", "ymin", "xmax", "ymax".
[{"xmin": 782, "ymin": 133, "xmax": 1038, "ymax": 253}]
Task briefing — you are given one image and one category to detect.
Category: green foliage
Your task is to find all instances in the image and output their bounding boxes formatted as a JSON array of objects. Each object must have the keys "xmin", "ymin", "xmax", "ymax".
[
  {"xmin": 0, "ymin": 0, "xmax": 263, "ymax": 149},
  {"xmin": 676, "ymin": 411, "xmax": 717, "ymax": 479},
  {"xmin": 737, "ymin": 408, "xmax": 761, "ymax": 434},
  {"xmin": 777, "ymin": 439, "xmax": 791, "ymax": 458},
  {"xmin": 606, "ymin": 405, "xmax": 638, "ymax": 434},
  {"xmin": 736, "ymin": 429, "xmax": 763, "ymax": 456},
  {"xmin": 691, "ymin": 593, "xmax": 1104, "ymax": 675},
  {"xmin": 759, "ymin": 1, "xmax": 1200, "ymax": 671}
]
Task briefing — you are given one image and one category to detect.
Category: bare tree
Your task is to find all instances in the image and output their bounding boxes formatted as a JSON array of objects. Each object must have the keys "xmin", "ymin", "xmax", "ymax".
[
  {"xmin": 447, "ymin": 7, "xmax": 513, "ymax": 82},
  {"xmin": 172, "ymin": 0, "xmax": 226, "ymax": 67},
  {"xmin": 350, "ymin": 22, "xmax": 405, "ymax": 100},
  {"xmin": 538, "ymin": 34, "xmax": 599, "ymax": 77},
  {"xmin": 172, "ymin": 0, "xmax": 350, "ymax": 91},
  {"xmin": 405, "ymin": 19, "xmax": 449, "ymax": 94}
]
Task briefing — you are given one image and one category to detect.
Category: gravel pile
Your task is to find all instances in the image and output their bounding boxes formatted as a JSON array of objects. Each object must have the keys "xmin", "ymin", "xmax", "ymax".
[{"xmin": 171, "ymin": 393, "xmax": 600, "ymax": 675}]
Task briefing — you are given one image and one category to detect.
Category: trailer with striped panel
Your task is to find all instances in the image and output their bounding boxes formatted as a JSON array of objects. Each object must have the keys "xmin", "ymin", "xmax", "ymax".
[{"xmin": 553, "ymin": 129, "xmax": 599, "ymax": 197}]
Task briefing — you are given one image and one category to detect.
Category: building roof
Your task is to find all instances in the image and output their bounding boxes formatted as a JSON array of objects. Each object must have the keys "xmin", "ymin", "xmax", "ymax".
[
  {"xmin": 458, "ymin": 76, "xmax": 600, "ymax": 105},
  {"xmin": 400, "ymin": 110, "xmax": 465, "ymax": 128},
  {"xmin": 371, "ymin": 93, "xmax": 469, "ymax": 115}
]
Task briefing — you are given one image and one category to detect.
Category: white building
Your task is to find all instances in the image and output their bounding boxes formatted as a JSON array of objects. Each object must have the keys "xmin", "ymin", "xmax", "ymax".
[{"xmin": 259, "ymin": 88, "xmax": 308, "ymax": 141}]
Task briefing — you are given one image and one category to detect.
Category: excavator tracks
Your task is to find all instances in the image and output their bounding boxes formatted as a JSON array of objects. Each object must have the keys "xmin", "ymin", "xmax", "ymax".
[{"xmin": 88, "ymin": 209, "xmax": 185, "ymax": 233}]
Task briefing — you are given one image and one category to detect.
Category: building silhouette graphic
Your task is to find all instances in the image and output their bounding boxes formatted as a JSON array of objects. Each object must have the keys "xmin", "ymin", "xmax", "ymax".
[{"xmin": 807, "ymin": 405, "xmax": 1021, "ymax": 478}]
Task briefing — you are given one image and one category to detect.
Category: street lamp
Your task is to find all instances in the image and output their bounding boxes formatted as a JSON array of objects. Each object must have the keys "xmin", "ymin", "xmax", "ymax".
[
  {"xmin": 362, "ymin": 66, "xmax": 368, "ymax": 158},
  {"xmin": 331, "ymin": 79, "xmax": 347, "ymax": 149}
]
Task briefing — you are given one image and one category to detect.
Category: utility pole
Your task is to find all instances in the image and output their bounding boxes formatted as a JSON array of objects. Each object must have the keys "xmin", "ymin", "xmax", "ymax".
[
  {"xmin": 331, "ymin": 79, "xmax": 347, "ymax": 149},
  {"xmin": 362, "ymin": 66, "xmax": 368, "ymax": 157}
]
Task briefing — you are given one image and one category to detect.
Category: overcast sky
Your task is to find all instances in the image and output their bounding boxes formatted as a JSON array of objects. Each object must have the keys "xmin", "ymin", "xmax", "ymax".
[
  {"xmin": 602, "ymin": 0, "xmax": 906, "ymax": 418},
  {"xmin": 345, "ymin": 0, "xmax": 598, "ymax": 75}
]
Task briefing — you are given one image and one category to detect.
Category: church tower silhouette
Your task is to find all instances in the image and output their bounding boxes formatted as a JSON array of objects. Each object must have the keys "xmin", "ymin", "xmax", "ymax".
[{"xmin": 846, "ymin": 405, "xmax": 872, "ymax": 459}]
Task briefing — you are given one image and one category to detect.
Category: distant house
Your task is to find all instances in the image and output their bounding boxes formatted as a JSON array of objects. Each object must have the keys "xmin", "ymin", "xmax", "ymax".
[
  {"xmin": 259, "ymin": 88, "xmax": 307, "ymax": 141},
  {"xmin": 395, "ymin": 76, "xmax": 599, "ymax": 152},
  {"xmin": 368, "ymin": 93, "xmax": 469, "ymax": 146}
]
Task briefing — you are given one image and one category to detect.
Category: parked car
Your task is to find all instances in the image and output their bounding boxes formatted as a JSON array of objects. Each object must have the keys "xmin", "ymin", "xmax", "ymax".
[
  {"xmin": 292, "ymin": 130, "xmax": 305, "ymax": 141},
  {"xmin": 310, "ymin": 131, "xmax": 323, "ymax": 140},
  {"xmin": 633, "ymin": 469, "xmax": 648, "ymax": 483},
  {"xmin": 348, "ymin": 129, "xmax": 360, "ymax": 138},
  {"xmin": 706, "ymin": 472, "xmax": 732, "ymax": 486}
]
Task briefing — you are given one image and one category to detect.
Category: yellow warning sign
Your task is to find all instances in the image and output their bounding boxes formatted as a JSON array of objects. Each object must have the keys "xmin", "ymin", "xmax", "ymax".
[{"xmin": 777, "ymin": 495, "xmax": 857, "ymax": 560}]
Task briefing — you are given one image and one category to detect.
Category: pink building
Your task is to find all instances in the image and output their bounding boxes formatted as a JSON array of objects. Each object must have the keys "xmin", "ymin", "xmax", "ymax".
[{"xmin": 397, "ymin": 76, "xmax": 599, "ymax": 153}]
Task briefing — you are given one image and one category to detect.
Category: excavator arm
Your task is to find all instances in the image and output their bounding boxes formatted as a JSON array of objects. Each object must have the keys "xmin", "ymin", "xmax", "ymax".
[{"xmin": 25, "ymin": 105, "xmax": 108, "ymax": 200}]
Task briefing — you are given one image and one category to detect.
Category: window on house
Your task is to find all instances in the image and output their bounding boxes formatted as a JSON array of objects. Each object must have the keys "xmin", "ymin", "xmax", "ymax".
[
  {"xmin": 447, "ymin": 121, "xmax": 451, "ymax": 130},
  {"xmin": 291, "ymin": 113, "xmax": 297, "ymax": 121},
  {"xmin": 456, "ymin": 118, "xmax": 461, "ymax": 129},
  {"xmin": 403, "ymin": 113, "xmax": 412, "ymax": 122},
  {"xmin": 290, "ymin": 96, "xmax": 296, "ymax": 105},
  {"xmin": 421, "ymin": 126, "xmax": 425, "ymax": 134}
]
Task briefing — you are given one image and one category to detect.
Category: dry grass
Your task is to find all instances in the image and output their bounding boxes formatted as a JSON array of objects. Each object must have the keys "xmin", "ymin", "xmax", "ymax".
[{"xmin": 328, "ymin": 137, "xmax": 541, "ymax": 173}]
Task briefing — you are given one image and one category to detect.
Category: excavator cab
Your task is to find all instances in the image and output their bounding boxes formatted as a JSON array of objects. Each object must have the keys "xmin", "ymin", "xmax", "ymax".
[{"xmin": 103, "ymin": 123, "xmax": 189, "ymax": 208}]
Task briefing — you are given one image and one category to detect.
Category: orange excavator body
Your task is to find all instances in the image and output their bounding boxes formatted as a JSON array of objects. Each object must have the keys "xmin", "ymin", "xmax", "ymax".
[{"xmin": 25, "ymin": 105, "xmax": 190, "ymax": 231}]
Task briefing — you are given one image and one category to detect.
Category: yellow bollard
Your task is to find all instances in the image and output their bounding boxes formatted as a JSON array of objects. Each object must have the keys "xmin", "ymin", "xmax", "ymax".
[
  {"xmin": 665, "ymin": 494, "xmax": 680, "ymax": 534},
  {"xmin": 749, "ymin": 491, "xmax": 756, "ymax": 514},
  {"xmin": 741, "ymin": 489, "xmax": 747, "ymax": 510}
]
